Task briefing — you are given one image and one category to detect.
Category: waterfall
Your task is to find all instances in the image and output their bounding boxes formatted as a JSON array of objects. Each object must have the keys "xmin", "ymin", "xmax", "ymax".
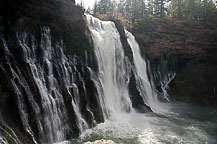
[
  {"xmin": 1, "ymin": 35, "xmax": 38, "ymax": 144},
  {"xmin": 86, "ymin": 14, "xmax": 161, "ymax": 115},
  {"xmin": 0, "ymin": 27, "xmax": 91, "ymax": 143},
  {"xmin": 0, "ymin": 14, "xmax": 163, "ymax": 143},
  {"xmin": 86, "ymin": 14, "xmax": 133, "ymax": 117},
  {"xmin": 125, "ymin": 31, "xmax": 160, "ymax": 111},
  {"xmin": 15, "ymin": 28, "xmax": 69, "ymax": 143}
]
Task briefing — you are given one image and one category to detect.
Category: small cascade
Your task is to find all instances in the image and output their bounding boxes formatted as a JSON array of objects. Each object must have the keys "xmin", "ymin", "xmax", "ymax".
[
  {"xmin": 58, "ymin": 47, "xmax": 89, "ymax": 132},
  {"xmin": 0, "ymin": 122, "xmax": 22, "ymax": 144},
  {"xmin": 158, "ymin": 73, "xmax": 176, "ymax": 101},
  {"xmin": 1, "ymin": 35, "xmax": 38, "ymax": 144},
  {"xmin": 148, "ymin": 60, "xmax": 176, "ymax": 102},
  {"xmin": 146, "ymin": 52, "xmax": 177, "ymax": 102},
  {"xmin": 15, "ymin": 28, "xmax": 68, "ymax": 143},
  {"xmin": 86, "ymin": 14, "xmax": 132, "ymax": 117}
]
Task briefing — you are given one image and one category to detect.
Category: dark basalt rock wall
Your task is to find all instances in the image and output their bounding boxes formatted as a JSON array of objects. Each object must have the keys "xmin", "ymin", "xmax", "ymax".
[
  {"xmin": 0, "ymin": 0, "xmax": 102, "ymax": 143},
  {"xmin": 170, "ymin": 63, "xmax": 217, "ymax": 107},
  {"xmin": 132, "ymin": 17, "xmax": 217, "ymax": 107}
]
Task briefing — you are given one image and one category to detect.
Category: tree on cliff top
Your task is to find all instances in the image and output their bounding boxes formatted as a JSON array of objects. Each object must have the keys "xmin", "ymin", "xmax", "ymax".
[{"xmin": 93, "ymin": 0, "xmax": 217, "ymax": 25}]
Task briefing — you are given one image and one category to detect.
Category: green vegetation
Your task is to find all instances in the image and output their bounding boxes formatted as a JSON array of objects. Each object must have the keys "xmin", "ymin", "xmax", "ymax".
[
  {"xmin": 87, "ymin": 0, "xmax": 217, "ymax": 58},
  {"xmin": 87, "ymin": 0, "xmax": 217, "ymax": 27},
  {"xmin": 169, "ymin": 0, "xmax": 217, "ymax": 22}
]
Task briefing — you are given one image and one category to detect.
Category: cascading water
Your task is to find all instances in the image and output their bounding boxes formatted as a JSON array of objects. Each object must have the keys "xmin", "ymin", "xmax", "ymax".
[
  {"xmin": 0, "ymin": 14, "xmax": 167, "ymax": 144},
  {"xmin": 0, "ymin": 27, "xmax": 92, "ymax": 143},
  {"xmin": 15, "ymin": 28, "xmax": 70, "ymax": 143},
  {"xmin": 125, "ymin": 30, "xmax": 160, "ymax": 111},
  {"xmin": 1, "ymin": 35, "xmax": 38, "ymax": 144},
  {"xmin": 158, "ymin": 73, "xmax": 176, "ymax": 101},
  {"xmin": 73, "ymin": 16, "xmax": 217, "ymax": 144},
  {"xmin": 148, "ymin": 56, "xmax": 177, "ymax": 102},
  {"xmin": 86, "ymin": 14, "xmax": 133, "ymax": 116},
  {"xmin": 1, "ymin": 14, "xmax": 217, "ymax": 144},
  {"xmin": 0, "ymin": 121, "xmax": 22, "ymax": 144},
  {"xmin": 0, "ymin": 137, "xmax": 8, "ymax": 144}
]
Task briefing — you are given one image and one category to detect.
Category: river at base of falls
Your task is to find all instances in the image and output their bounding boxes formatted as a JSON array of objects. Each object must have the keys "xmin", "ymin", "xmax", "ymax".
[{"xmin": 56, "ymin": 103, "xmax": 217, "ymax": 144}]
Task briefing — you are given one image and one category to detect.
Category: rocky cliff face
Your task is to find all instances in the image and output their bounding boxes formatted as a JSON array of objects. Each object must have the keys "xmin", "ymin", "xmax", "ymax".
[
  {"xmin": 0, "ymin": 0, "xmax": 216, "ymax": 143},
  {"xmin": 0, "ymin": 0, "xmax": 101, "ymax": 143},
  {"xmin": 0, "ymin": 0, "xmax": 153, "ymax": 143},
  {"xmin": 132, "ymin": 17, "xmax": 217, "ymax": 107}
]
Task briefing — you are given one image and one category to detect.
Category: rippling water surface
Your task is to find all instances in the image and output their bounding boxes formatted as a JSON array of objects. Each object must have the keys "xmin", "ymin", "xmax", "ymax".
[{"xmin": 57, "ymin": 103, "xmax": 217, "ymax": 144}]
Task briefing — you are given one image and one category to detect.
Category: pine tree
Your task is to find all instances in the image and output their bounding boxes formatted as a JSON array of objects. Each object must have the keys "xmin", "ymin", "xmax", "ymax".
[
  {"xmin": 154, "ymin": 0, "xmax": 170, "ymax": 18},
  {"xmin": 169, "ymin": 0, "xmax": 183, "ymax": 18},
  {"xmin": 93, "ymin": 0, "xmax": 98, "ymax": 15},
  {"xmin": 147, "ymin": 0, "xmax": 154, "ymax": 15}
]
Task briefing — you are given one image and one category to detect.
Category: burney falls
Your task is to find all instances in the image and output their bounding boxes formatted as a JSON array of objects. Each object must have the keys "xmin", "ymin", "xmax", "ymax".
[{"xmin": 0, "ymin": 0, "xmax": 217, "ymax": 143}]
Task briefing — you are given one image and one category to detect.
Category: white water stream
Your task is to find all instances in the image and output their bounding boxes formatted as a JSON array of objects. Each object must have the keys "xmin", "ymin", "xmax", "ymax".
[
  {"xmin": 1, "ymin": 14, "xmax": 216, "ymax": 144},
  {"xmin": 71, "ymin": 15, "xmax": 217, "ymax": 144},
  {"xmin": 86, "ymin": 14, "xmax": 133, "ymax": 117}
]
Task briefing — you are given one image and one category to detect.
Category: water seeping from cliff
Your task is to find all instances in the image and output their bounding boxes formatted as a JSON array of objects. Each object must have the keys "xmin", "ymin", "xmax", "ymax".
[
  {"xmin": 0, "ymin": 28, "xmax": 91, "ymax": 143},
  {"xmin": 0, "ymin": 14, "xmax": 217, "ymax": 144}
]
